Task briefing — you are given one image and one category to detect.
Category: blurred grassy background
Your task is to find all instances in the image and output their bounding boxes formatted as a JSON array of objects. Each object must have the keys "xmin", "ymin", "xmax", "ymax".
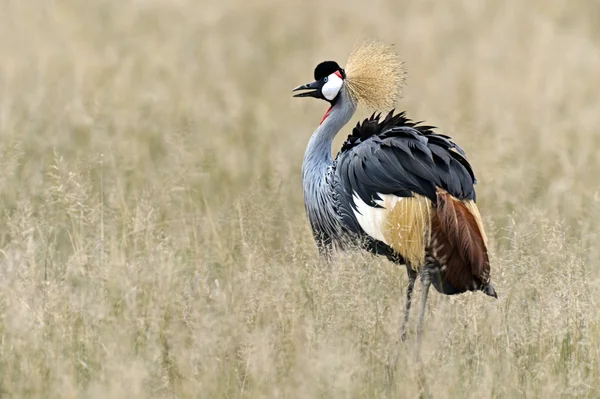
[{"xmin": 1, "ymin": 0, "xmax": 600, "ymax": 397}]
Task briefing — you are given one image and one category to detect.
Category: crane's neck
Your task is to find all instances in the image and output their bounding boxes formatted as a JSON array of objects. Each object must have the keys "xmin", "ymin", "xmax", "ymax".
[{"xmin": 302, "ymin": 88, "xmax": 356, "ymax": 183}]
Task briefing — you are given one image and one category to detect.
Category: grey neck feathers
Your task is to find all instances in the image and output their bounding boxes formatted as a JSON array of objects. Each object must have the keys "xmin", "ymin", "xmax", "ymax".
[{"xmin": 302, "ymin": 88, "xmax": 357, "ymax": 185}]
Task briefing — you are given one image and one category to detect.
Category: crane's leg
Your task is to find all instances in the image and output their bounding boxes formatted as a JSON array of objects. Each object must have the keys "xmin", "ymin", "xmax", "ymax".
[
  {"xmin": 388, "ymin": 263, "xmax": 417, "ymax": 387},
  {"xmin": 401, "ymin": 264, "xmax": 417, "ymax": 342},
  {"xmin": 416, "ymin": 263, "xmax": 433, "ymax": 354}
]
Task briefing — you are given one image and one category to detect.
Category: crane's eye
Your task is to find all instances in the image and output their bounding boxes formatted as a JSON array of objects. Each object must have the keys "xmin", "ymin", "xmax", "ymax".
[{"xmin": 324, "ymin": 76, "xmax": 329, "ymax": 83}]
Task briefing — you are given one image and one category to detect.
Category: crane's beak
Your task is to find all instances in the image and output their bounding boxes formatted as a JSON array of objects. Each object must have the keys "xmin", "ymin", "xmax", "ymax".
[{"xmin": 292, "ymin": 81, "xmax": 321, "ymax": 98}]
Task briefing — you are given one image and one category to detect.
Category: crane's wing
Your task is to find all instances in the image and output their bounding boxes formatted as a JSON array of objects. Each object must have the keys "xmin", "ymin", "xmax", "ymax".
[
  {"xmin": 334, "ymin": 111, "xmax": 493, "ymax": 296},
  {"xmin": 335, "ymin": 111, "xmax": 476, "ymax": 210}
]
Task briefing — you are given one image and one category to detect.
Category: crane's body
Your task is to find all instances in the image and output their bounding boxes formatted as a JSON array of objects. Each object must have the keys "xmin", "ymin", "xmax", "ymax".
[{"xmin": 293, "ymin": 43, "xmax": 496, "ymax": 348}]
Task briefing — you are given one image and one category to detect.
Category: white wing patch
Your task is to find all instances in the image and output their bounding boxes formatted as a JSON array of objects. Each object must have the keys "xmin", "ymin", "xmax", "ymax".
[{"xmin": 352, "ymin": 192, "xmax": 403, "ymax": 245}]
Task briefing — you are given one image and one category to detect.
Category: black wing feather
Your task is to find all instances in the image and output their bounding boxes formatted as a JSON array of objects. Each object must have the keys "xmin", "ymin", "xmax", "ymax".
[{"xmin": 334, "ymin": 110, "xmax": 477, "ymax": 233}]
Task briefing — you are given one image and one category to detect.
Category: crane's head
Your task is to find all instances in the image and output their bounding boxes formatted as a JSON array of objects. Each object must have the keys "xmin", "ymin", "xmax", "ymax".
[
  {"xmin": 292, "ymin": 41, "xmax": 406, "ymax": 110},
  {"xmin": 292, "ymin": 61, "xmax": 346, "ymax": 103}
]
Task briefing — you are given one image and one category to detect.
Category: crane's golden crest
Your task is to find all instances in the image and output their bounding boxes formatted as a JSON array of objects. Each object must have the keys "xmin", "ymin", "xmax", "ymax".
[{"xmin": 344, "ymin": 40, "xmax": 406, "ymax": 110}]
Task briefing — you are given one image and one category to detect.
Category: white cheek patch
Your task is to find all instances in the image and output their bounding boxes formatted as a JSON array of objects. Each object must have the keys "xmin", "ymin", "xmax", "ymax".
[{"xmin": 322, "ymin": 73, "xmax": 344, "ymax": 101}]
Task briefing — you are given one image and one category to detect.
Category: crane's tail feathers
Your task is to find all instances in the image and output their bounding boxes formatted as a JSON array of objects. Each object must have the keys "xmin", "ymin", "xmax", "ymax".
[
  {"xmin": 484, "ymin": 282, "xmax": 498, "ymax": 298},
  {"xmin": 431, "ymin": 189, "xmax": 492, "ymax": 292},
  {"xmin": 463, "ymin": 200, "xmax": 488, "ymax": 245},
  {"xmin": 378, "ymin": 190, "xmax": 494, "ymax": 296},
  {"xmin": 434, "ymin": 189, "xmax": 488, "ymax": 277}
]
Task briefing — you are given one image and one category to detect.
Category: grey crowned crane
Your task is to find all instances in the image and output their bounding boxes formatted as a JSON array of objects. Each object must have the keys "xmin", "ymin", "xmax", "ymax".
[{"xmin": 293, "ymin": 41, "xmax": 497, "ymax": 345}]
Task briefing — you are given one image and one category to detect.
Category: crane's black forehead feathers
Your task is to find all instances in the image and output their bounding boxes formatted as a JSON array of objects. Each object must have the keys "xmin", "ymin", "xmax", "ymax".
[{"xmin": 314, "ymin": 61, "xmax": 344, "ymax": 80}]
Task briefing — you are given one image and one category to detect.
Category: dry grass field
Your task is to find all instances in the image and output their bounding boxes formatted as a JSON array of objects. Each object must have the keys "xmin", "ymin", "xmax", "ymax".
[{"xmin": 1, "ymin": 0, "xmax": 600, "ymax": 397}]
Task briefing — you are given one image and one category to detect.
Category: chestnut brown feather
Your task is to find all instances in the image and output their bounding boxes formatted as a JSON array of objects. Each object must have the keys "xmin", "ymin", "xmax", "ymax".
[{"xmin": 431, "ymin": 189, "xmax": 490, "ymax": 293}]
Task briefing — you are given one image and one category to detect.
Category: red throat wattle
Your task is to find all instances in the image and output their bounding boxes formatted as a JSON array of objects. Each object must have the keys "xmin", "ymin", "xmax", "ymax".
[{"xmin": 320, "ymin": 107, "xmax": 333, "ymax": 125}]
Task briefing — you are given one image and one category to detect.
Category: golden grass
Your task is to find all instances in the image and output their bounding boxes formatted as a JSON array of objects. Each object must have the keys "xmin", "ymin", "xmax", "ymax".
[{"xmin": 1, "ymin": 0, "xmax": 600, "ymax": 397}]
